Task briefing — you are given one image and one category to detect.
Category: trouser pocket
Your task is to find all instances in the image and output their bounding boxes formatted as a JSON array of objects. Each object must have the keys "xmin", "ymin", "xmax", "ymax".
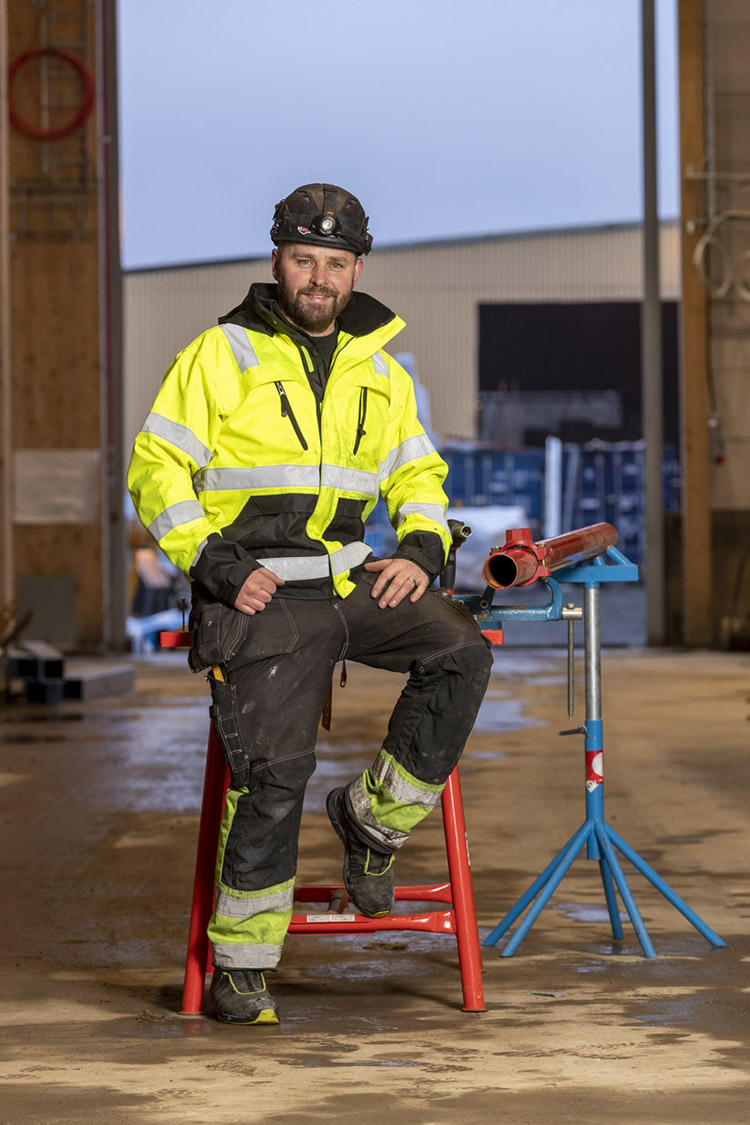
[
  {"xmin": 208, "ymin": 671, "xmax": 249, "ymax": 788},
  {"xmin": 189, "ymin": 602, "xmax": 248, "ymax": 672}
]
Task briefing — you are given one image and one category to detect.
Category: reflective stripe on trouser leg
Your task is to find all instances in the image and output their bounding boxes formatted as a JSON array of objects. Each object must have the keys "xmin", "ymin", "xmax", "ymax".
[
  {"xmin": 347, "ymin": 748, "xmax": 444, "ymax": 851},
  {"xmin": 208, "ymin": 785, "xmax": 295, "ymax": 970},
  {"xmin": 207, "ymin": 754, "xmax": 314, "ymax": 967},
  {"xmin": 343, "ymin": 639, "xmax": 494, "ymax": 852}
]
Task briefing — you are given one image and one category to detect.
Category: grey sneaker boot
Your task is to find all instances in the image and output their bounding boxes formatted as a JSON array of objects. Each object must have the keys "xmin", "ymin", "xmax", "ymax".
[
  {"xmin": 326, "ymin": 786, "xmax": 395, "ymax": 918},
  {"xmin": 208, "ymin": 969, "xmax": 279, "ymax": 1025}
]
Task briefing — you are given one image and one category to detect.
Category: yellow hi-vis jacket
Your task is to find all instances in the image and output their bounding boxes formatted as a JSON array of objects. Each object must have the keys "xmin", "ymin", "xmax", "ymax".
[{"xmin": 127, "ymin": 285, "xmax": 452, "ymax": 605}]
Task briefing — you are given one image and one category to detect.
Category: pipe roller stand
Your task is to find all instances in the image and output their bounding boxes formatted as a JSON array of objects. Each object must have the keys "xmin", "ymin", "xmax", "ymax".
[{"xmin": 455, "ymin": 523, "xmax": 725, "ymax": 958}]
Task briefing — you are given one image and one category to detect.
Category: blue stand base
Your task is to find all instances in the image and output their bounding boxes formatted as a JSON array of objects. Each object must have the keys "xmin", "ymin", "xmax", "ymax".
[
  {"xmin": 482, "ymin": 817, "xmax": 726, "ymax": 957},
  {"xmin": 470, "ymin": 549, "xmax": 726, "ymax": 960}
]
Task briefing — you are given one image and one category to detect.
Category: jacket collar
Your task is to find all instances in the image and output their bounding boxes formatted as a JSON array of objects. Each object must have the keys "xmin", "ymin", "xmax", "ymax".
[{"xmin": 219, "ymin": 283, "xmax": 400, "ymax": 345}]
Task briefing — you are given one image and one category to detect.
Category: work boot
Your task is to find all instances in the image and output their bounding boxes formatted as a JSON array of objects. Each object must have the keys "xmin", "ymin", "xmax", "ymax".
[
  {"xmin": 327, "ymin": 786, "xmax": 395, "ymax": 918},
  {"xmin": 208, "ymin": 968, "xmax": 279, "ymax": 1025}
]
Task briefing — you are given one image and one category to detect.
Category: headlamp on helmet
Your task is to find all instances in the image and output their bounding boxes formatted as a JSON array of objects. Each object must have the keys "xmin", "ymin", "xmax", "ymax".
[{"xmin": 271, "ymin": 183, "xmax": 372, "ymax": 255}]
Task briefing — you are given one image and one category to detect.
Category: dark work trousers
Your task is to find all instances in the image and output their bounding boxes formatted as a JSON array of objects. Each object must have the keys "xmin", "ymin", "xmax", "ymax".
[{"xmin": 204, "ymin": 573, "xmax": 493, "ymax": 970}]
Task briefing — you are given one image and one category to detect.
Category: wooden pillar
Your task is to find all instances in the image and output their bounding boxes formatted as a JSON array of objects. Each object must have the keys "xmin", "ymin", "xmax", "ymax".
[
  {"xmin": 6, "ymin": 0, "xmax": 112, "ymax": 649},
  {"xmin": 678, "ymin": 0, "xmax": 714, "ymax": 645},
  {"xmin": 0, "ymin": 1, "xmax": 13, "ymax": 611}
]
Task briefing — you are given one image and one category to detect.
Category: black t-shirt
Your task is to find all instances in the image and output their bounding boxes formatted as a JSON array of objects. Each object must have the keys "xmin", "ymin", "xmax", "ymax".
[
  {"xmin": 301, "ymin": 327, "xmax": 339, "ymax": 401},
  {"xmin": 308, "ymin": 327, "xmax": 338, "ymax": 372}
]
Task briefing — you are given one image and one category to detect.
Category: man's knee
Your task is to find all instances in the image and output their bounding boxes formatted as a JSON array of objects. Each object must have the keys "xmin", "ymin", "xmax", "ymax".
[
  {"xmin": 248, "ymin": 753, "xmax": 317, "ymax": 804},
  {"xmin": 452, "ymin": 637, "xmax": 494, "ymax": 690},
  {"xmin": 429, "ymin": 641, "xmax": 493, "ymax": 717},
  {"xmin": 221, "ymin": 752, "xmax": 315, "ymax": 890}
]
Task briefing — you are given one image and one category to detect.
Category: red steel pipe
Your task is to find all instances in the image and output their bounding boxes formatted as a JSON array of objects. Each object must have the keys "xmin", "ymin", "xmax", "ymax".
[{"xmin": 482, "ymin": 523, "xmax": 618, "ymax": 590}]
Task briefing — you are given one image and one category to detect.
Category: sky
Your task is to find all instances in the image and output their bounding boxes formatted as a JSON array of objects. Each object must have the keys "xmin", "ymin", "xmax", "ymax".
[{"xmin": 117, "ymin": 0, "xmax": 679, "ymax": 271}]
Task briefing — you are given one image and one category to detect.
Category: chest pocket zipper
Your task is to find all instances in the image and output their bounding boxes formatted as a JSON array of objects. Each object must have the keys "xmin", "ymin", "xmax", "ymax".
[
  {"xmin": 353, "ymin": 387, "xmax": 368, "ymax": 455},
  {"xmin": 275, "ymin": 382, "xmax": 308, "ymax": 450}
]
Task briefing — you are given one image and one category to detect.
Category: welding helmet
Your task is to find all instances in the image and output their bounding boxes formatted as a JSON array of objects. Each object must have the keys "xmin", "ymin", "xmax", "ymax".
[{"xmin": 270, "ymin": 183, "xmax": 373, "ymax": 255}]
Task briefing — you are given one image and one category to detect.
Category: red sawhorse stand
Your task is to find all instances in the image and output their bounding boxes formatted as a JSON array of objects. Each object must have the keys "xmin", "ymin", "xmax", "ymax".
[{"xmin": 162, "ymin": 629, "xmax": 485, "ymax": 1014}]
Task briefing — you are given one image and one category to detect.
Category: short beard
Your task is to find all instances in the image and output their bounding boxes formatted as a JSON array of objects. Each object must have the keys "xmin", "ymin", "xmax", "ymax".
[{"xmin": 276, "ymin": 275, "xmax": 352, "ymax": 335}]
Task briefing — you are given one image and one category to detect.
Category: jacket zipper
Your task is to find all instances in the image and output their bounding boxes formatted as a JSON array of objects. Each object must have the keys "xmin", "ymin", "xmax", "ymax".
[
  {"xmin": 353, "ymin": 386, "xmax": 368, "ymax": 455},
  {"xmin": 274, "ymin": 382, "xmax": 308, "ymax": 450}
]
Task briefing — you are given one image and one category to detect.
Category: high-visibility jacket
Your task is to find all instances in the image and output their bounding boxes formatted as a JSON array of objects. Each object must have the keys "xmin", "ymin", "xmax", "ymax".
[{"xmin": 127, "ymin": 284, "xmax": 452, "ymax": 604}]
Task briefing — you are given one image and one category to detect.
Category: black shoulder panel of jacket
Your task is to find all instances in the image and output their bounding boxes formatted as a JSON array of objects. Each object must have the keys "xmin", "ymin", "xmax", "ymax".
[
  {"xmin": 190, "ymin": 532, "xmax": 260, "ymax": 605},
  {"xmin": 218, "ymin": 283, "xmax": 397, "ymax": 340}
]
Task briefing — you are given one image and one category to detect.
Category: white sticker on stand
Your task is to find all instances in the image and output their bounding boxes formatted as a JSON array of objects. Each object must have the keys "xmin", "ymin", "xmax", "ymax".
[{"xmin": 305, "ymin": 914, "xmax": 358, "ymax": 923}]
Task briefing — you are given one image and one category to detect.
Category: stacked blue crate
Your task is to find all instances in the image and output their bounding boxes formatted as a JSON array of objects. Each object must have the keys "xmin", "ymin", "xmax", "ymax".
[
  {"xmin": 441, "ymin": 446, "xmax": 544, "ymax": 535},
  {"xmin": 566, "ymin": 443, "xmax": 643, "ymax": 563},
  {"xmin": 439, "ymin": 441, "xmax": 681, "ymax": 568},
  {"xmin": 363, "ymin": 442, "xmax": 680, "ymax": 568}
]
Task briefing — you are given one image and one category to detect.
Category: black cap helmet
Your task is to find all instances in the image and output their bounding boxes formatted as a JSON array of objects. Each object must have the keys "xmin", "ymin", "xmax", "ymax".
[{"xmin": 271, "ymin": 183, "xmax": 373, "ymax": 256}]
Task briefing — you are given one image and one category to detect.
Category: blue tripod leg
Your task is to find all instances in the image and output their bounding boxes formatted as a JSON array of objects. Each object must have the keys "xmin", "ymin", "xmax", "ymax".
[
  {"xmin": 482, "ymin": 824, "xmax": 587, "ymax": 947},
  {"xmin": 483, "ymin": 822, "xmax": 592, "ymax": 947},
  {"xmin": 599, "ymin": 854, "xmax": 624, "ymax": 940},
  {"xmin": 499, "ymin": 822, "xmax": 592, "ymax": 957},
  {"xmin": 605, "ymin": 825, "xmax": 726, "ymax": 947},
  {"xmin": 594, "ymin": 823, "xmax": 657, "ymax": 957}
]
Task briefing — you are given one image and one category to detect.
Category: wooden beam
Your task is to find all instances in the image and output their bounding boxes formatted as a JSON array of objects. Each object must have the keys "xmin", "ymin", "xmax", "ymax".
[
  {"xmin": 678, "ymin": 0, "xmax": 714, "ymax": 645},
  {"xmin": 0, "ymin": 0, "xmax": 13, "ymax": 608}
]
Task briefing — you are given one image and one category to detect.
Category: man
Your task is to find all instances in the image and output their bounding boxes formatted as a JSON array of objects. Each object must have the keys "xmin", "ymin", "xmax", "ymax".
[{"xmin": 128, "ymin": 183, "xmax": 492, "ymax": 1025}]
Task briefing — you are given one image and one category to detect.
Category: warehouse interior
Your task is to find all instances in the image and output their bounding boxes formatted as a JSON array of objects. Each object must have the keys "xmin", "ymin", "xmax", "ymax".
[
  {"xmin": 1, "ymin": 2, "xmax": 749, "ymax": 1122},
  {"xmin": 2, "ymin": 1, "xmax": 750, "ymax": 655}
]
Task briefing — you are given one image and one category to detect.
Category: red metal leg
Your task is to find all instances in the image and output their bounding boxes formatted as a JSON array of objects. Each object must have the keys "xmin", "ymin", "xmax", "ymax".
[
  {"xmin": 441, "ymin": 768, "xmax": 486, "ymax": 1011},
  {"xmin": 181, "ymin": 734, "xmax": 485, "ymax": 1013},
  {"xmin": 180, "ymin": 722, "xmax": 227, "ymax": 1014}
]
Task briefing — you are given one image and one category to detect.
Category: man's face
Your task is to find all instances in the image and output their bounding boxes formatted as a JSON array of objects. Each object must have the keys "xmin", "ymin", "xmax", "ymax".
[{"xmin": 272, "ymin": 243, "xmax": 363, "ymax": 336}]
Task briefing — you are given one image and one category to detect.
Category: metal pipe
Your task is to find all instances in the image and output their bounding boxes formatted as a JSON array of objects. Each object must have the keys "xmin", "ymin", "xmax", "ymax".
[
  {"xmin": 97, "ymin": 0, "xmax": 126, "ymax": 651},
  {"xmin": 641, "ymin": 0, "xmax": 666, "ymax": 645},
  {"xmin": 567, "ymin": 612, "xmax": 575, "ymax": 719},
  {"xmin": 584, "ymin": 585, "xmax": 601, "ymax": 722},
  {"xmin": 482, "ymin": 523, "xmax": 618, "ymax": 590},
  {"xmin": 440, "ymin": 519, "xmax": 472, "ymax": 593}
]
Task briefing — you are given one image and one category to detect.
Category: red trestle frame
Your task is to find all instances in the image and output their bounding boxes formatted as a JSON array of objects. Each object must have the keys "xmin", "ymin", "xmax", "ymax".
[{"xmin": 179, "ymin": 716, "xmax": 486, "ymax": 1015}]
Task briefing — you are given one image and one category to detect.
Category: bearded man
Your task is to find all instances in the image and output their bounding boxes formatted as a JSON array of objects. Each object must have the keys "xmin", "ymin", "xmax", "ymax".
[{"xmin": 128, "ymin": 183, "xmax": 492, "ymax": 1025}]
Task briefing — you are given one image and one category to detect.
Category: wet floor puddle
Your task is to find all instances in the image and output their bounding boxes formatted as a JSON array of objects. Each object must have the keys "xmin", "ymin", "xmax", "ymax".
[
  {"xmin": 553, "ymin": 902, "xmax": 628, "ymax": 924},
  {"xmin": 473, "ymin": 697, "xmax": 545, "ymax": 734},
  {"xmin": 299, "ymin": 1058, "xmax": 421, "ymax": 1068}
]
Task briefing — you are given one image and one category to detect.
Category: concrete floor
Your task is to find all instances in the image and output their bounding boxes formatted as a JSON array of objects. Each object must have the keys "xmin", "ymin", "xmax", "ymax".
[{"xmin": 1, "ymin": 643, "xmax": 748, "ymax": 1124}]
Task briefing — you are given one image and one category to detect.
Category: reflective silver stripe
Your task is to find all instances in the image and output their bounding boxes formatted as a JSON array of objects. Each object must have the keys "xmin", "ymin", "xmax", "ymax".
[
  {"xmin": 193, "ymin": 465, "xmax": 320, "ymax": 492},
  {"xmin": 257, "ymin": 541, "xmax": 371, "ymax": 582},
  {"xmin": 371, "ymin": 751, "xmax": 443, "ymax": 812},
  {"xmin": 348, "ymin": 776, "xmax": 409, "ymax": 850},
  {"xmin": 379, "ymin": 433, "xmax": 437, "ymax": 482},
  {"xmin": 321, "ymin": 463, "xmax": 378, "ymax": 496},
  {"xmin": 220, "ymin": 323, "xmax": 261, "ymax": 372},
  {"xmin": 214, "ymin": 884, "xmax": 294, "ymax": 920},
  {"xmin": 258, "ymin": 554, "xmax": 331, "ymax": 581},
  {"xmin": 372, "ymin": 351, "xmax": 390, "ymax": 377},
  {"xmin": 331, "ymin": 540, "xmax": 371, "ymax": 575},
  {"xmin": 397, "ymin": 502, "xmax": 450, "ymax": 534},
  {"xmin": 190, "ymin": 536, "xmax": 209, "ymax": 570},
  {"xmin": 211, "ymin": 943, "xmax": 283, "ymax": 970},
  {"xmin": 142, "ymin": 412, "xmax": 212, "ymax": 468},
  {"xmin": 147, "ymin": 500, "xmax": 205, "ymax": 541},
  {"xmin": 194, "ymin": 464, "xmax": 375, "ymax": 495}
]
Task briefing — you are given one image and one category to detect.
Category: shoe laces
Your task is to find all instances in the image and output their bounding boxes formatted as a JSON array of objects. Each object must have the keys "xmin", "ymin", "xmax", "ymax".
[{"xmin": 227, "ymin": 969, "xmax": 267, "ymax": 994}]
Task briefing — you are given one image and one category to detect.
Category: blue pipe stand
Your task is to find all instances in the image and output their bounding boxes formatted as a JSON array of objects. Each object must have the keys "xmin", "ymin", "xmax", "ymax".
[{"xmin": 466, "ymin": 547, "xmax": 726, "ymax": 958}]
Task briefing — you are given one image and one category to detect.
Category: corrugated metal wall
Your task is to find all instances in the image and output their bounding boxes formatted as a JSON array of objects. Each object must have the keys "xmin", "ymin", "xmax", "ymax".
[{"xmin": 123, "ymin": 221, "xmax": 681, "ymax": 454}]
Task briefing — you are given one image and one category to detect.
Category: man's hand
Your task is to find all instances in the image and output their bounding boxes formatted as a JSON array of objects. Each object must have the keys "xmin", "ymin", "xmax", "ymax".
[
  {"xmin": 234, "ymin": 567, "xmax": 284, "ymax": 615},
  {"xmin": 364, "ymin": 558, "xmax": 429, "ymax": 608}
]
